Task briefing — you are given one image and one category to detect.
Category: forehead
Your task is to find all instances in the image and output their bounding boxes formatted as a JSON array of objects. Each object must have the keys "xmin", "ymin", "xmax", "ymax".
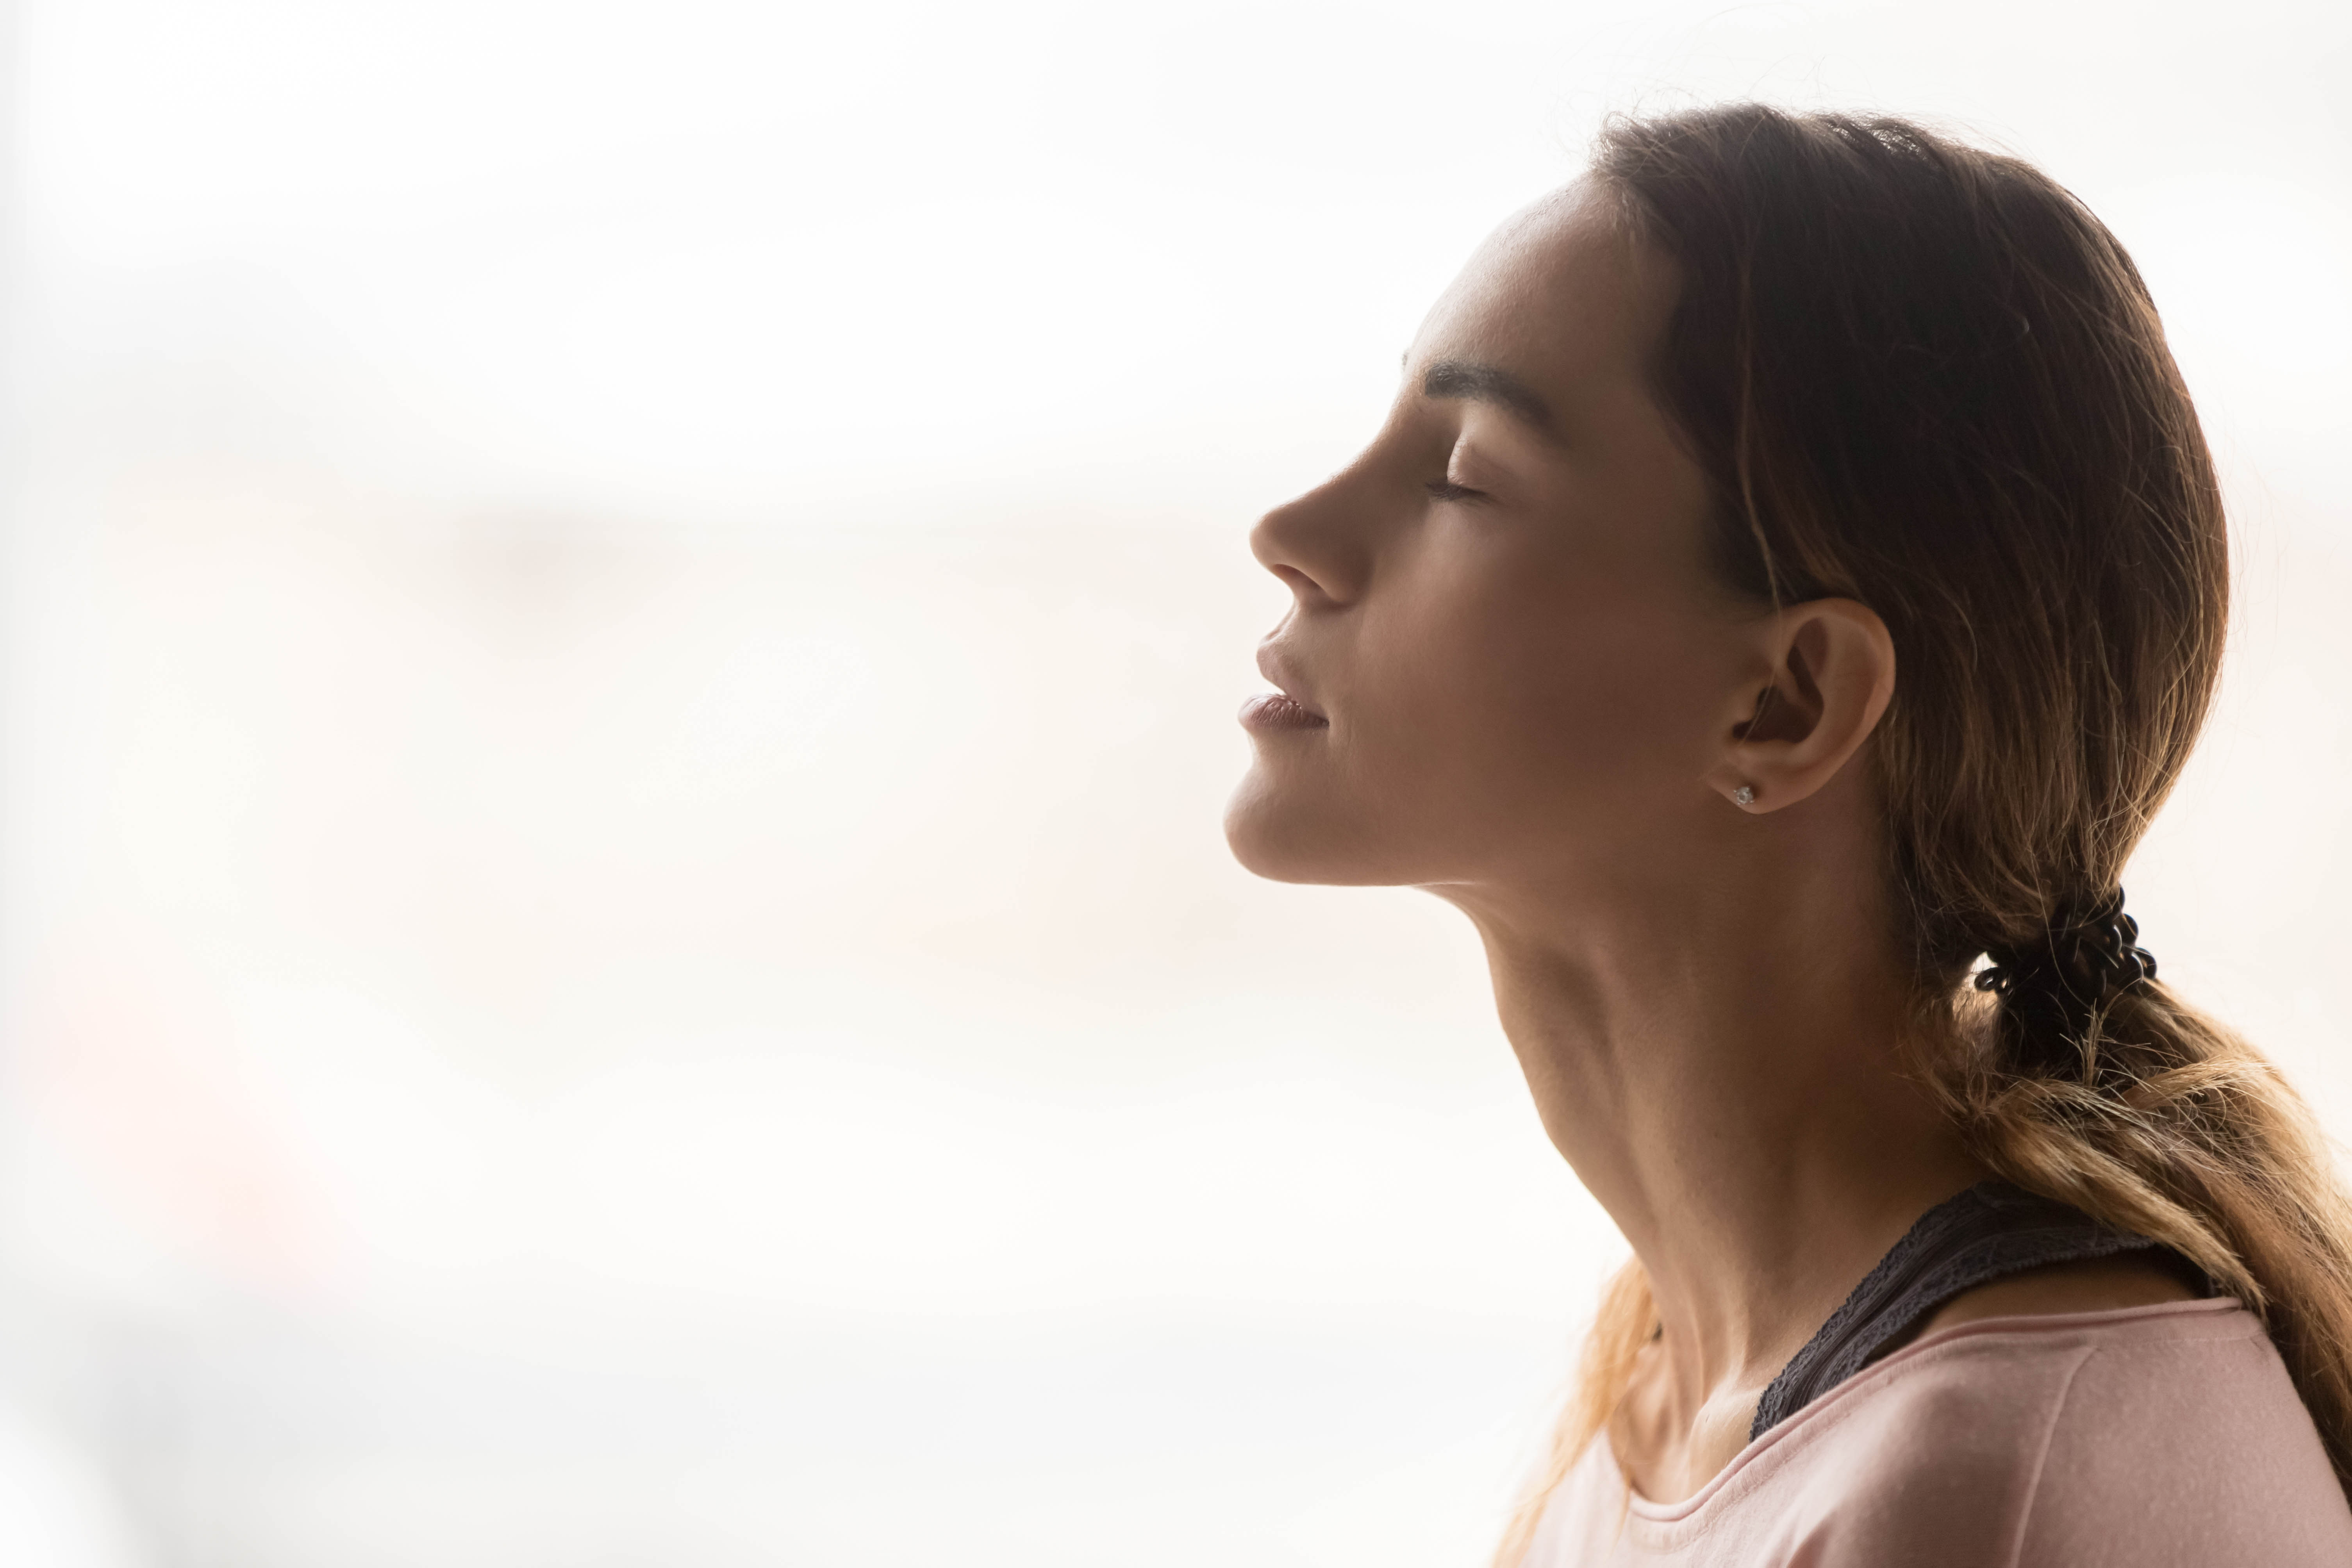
[{"xmin": 1408, "ymin": 183, "xmax": 1676, "ymax": 415}]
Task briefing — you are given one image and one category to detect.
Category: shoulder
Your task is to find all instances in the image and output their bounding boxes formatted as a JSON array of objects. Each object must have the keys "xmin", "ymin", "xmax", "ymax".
[
  {"xmin": 1531, "ymin": 1302, "xmax": 2352, "ymax": 1568},
  {"xmin": 2004, "ymin": 1300, "xmax": 2352, "ymax": 1566},
  {"xmin": 1804, "ymin": 1300, "xmax": 2352, "ymax": 1567}
]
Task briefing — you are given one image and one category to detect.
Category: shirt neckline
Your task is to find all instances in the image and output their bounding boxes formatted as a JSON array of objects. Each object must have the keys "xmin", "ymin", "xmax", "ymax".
[{"xmin": 1616, "ymin": 1296, "xmax": 2247, "ymax": 1522}]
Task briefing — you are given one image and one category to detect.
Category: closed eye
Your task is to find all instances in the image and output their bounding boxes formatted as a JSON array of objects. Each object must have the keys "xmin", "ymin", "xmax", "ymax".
[{"xmin": 1425, "ymin": 478, "xmax": 1485, "ymax": 503}]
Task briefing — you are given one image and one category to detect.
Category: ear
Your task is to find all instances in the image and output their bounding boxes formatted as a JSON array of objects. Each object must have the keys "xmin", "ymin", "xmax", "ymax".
[{"xmin": 1704, "ymin": 598, "xmax": 1895, "ymax": 813}]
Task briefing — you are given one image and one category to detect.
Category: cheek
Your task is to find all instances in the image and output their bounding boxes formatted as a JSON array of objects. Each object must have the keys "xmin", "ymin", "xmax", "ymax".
[{"xmin": 1359, "ymin": 561, "xmax": 1723, "ymax": 821}]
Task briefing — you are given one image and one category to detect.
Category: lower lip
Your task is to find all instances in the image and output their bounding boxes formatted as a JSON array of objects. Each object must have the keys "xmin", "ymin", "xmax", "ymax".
[{"xmin": 1239, "ymin": 693, "xmax": 1329, "ymax": 732}]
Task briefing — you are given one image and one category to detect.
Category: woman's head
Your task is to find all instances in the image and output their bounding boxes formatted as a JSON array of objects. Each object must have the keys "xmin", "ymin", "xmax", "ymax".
[
  {"xmin": 1230, "ymin": 106, "xmax": 2228, "ymax": 1013},
  {"xmin": 1228, "ymin": 181, "xmax": 1904, "ymax": 929}
]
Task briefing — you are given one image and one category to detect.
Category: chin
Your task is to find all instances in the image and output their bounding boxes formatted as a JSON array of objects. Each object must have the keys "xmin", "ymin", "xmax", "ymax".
[{"xmin": 1222, "ymin": 768, "xmax": 1397, "ymax": 887}]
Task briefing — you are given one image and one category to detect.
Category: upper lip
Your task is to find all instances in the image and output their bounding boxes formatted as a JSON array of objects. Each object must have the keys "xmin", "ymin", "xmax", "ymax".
[{"xmin": 1255, "ymin": 641, "xmax": 1328, "ymax": 720}]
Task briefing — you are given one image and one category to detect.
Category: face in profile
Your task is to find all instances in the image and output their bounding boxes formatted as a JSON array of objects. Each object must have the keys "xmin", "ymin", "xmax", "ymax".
[{"xmin": 1226, "ymin": 185, "xmax": 1761, "ymax": 907}]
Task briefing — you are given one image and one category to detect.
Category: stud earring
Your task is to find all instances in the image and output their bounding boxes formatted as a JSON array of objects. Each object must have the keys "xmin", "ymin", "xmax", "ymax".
[{"xmin": 1732, "ymin": 785, "xmax": 1756, "ymax": 807}]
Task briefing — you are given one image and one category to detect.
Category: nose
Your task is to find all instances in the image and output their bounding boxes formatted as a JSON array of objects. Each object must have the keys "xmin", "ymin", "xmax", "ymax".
[{"xmin": 1249, "ymin": 470, "xmax": 1372, "ymax": 608}]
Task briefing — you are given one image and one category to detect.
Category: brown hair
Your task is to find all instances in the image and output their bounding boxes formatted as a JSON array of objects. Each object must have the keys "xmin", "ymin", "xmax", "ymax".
[{"xmin": 1494, "ymin": 103, "xmax": 2352, "ymax": 1564}]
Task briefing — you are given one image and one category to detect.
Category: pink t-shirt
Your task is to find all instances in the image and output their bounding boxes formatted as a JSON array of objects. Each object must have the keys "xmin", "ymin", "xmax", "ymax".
[{"xmin": 1526, "ymin": 1299, "xmax": 2352, "ymax": 1566}]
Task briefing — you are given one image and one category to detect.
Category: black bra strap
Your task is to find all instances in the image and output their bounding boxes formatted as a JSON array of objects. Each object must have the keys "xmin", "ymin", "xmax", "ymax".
[{"xmin": 1750, "ymin": 1181, "xmax": 2205, "ymax": 1440}]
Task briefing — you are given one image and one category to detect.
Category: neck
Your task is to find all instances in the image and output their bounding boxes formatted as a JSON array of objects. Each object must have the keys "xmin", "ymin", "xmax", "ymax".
[{"xmin": 1444, "ymin": 850, "xmax": 1983, "ymax": 1429}]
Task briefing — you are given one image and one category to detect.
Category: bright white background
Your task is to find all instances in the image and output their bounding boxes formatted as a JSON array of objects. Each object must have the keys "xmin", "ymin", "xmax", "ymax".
[{"xmin": 0, "ymin": 2, "xmax": 2346, "ymax": 1564}]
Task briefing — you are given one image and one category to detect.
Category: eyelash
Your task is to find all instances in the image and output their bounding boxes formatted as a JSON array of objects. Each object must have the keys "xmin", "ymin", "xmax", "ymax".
[{"xmin": 1425, "ymin": 479, "xmax": 1485, "ymax": 503}]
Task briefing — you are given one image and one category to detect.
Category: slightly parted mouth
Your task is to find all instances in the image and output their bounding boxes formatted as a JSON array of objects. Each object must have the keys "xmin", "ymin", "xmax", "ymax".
[
  {"xmin": 1238, "ymin": 691, "xmax": 1329, "ymax": 731},
  {"xmin": 1244, "ymin": 642, "xmax": 1330, "ymax": 731}
]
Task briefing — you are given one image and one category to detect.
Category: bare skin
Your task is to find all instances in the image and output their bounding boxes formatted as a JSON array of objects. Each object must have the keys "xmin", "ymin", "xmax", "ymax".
[{"xmin": 1225, "ymin": 182, "xmax": 2192, "ymax": 1506}]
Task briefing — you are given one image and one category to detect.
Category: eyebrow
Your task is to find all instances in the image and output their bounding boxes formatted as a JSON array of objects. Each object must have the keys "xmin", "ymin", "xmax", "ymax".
[{"xmin": 1419, "ymin": 357, "xmax": 1561, "ymax": 443}]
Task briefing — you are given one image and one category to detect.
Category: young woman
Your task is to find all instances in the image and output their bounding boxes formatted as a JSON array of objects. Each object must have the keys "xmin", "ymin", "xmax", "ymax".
[{"xmin": 1227, "ymin": 105, "xmax": 2352, "ymax": 1564}]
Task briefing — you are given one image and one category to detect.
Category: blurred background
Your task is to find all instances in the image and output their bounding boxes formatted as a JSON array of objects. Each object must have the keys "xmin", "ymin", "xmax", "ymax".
[{"xmin": 0, "ymin": 0, "xmax": 2345, "ymax": 1562}]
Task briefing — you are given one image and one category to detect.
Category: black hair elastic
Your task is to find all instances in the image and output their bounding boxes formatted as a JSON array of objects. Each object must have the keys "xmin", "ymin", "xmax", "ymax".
[{"xmin": 1974, "ymin": 888, "xmax": 2156, "ymax": 1075}]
